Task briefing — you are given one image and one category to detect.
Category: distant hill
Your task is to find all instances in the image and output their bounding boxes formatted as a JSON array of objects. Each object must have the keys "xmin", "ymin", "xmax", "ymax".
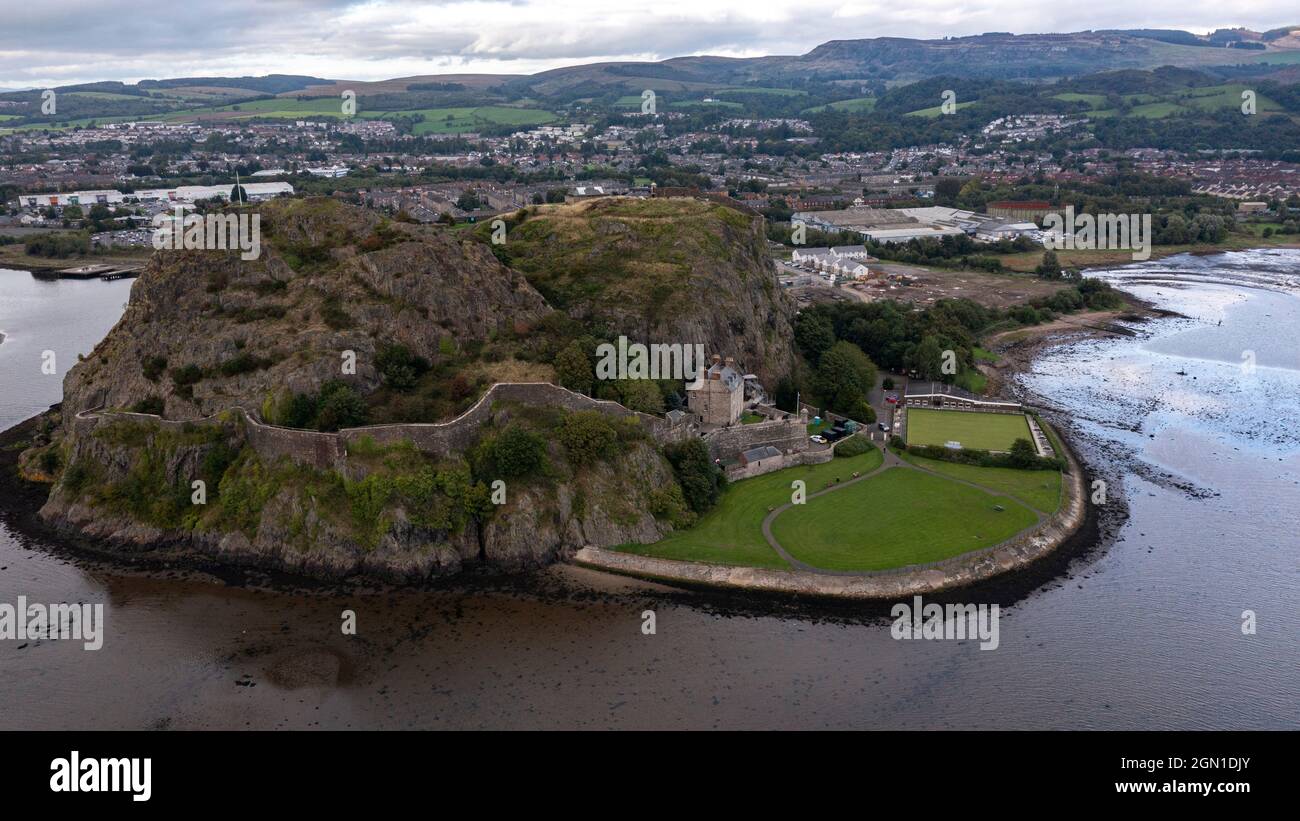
[
  {"xmin": 137, "ymin": 75, "xmax": 331, "ymax": 94},
  {"xmin": 281, "ymin": 74, "xmax": 522, "ymax": 98},
  {"xmin": 4, "ymin": 27, "xmax": 1299, "ymax": 130},
  {"xmin": 510, "ymin": 28, "xmax": 1300, "ymax": 94},
  {"xmin": 15, "ymin": 26, "xmax": 1300, "ymax": 103}
]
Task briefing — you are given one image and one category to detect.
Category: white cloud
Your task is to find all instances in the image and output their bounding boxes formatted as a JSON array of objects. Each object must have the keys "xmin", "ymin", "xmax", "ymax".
[{"xmin": 0, "ymin": 0, "xmax": 1295, "ymax": 86}]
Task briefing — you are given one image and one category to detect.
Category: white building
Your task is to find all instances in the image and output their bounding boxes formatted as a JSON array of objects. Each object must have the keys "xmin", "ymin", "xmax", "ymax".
[
  {"xmin": 17, "ymin": 189, "xmax": 127, "ymax": 209},
  {"xmin": 790, "ymin": 245, "xmax": 871, "ymax": 265},
  {"xmin": 16, "ymin": 182, "xmax": 294, "ymax": 210},
  {"xmin": 861, "ymin": 225, "xmax": 966, "ymax": 243}
]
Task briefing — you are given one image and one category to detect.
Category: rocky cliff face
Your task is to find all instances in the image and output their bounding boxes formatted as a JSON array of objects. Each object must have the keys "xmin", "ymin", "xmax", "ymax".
[
  {"xmin": 492, "ymin": 197, "xmax": 798, "ymax": 387},
  {"xmin": 37, "ymin": 412, "xmax": 677, "ymax": 583},
  {"xmin": 62, "ymin": 197, "xmax": 551, "ymax": 421},
  {"xmin": 29, "ymin": 195, "xmax": 784, "ymax": 582}
]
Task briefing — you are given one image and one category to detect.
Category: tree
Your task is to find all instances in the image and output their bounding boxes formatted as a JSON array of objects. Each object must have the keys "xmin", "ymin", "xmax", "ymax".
[
  {"xmin": 492, "ymin": 425, "xmax": 546, "ymax": 477},
  {"xmin": 557, "ymin": 411, "xmax": 618, "ymax": 465},
  {"xmin": 794, "ymin": 313, "xmax": 836, "ymax": 364},
  {"xmin": 907, "ymin": 336, "xmax": 944, "ymax": 380},
  {"xmin": 230, "ymin": 184, "xmax": 248, "ymax": 204},
  {"xmin": 314, "ymin": 382, "xmax": 368, "ymax": 431},
  {"xmin": 456, "ymin": 189, "xmax": 481, "ymax": 211},
  {"xmin": 1035, "ymin": 249, "xmax": 1062, "ymax": 280},
  {"xmin": 615, "ymin": 379, "xmax": 664, "ymax": 414},
  {"xmin": 814, "ymin": 341, "xmax": 876, "ymax": 418},
  {"xmin": 665, "ymin": 438, "xmax": 724, "ymax": 514},
  {"xmin": 772, "ymin": 376, "xmax": 798, "ymax": 412},
  {"xmin": 554, "ymin": 341, "xmax": 594, "ymax": 394},
  {"xmin": 376, "ymin": 343, "xmax": 430, "ymax": 392},
  {"xmin": 934, "ymin": 176, "xmax": 964, "ymax": 205},
  {"xmin": 1009, "ymin": 438, "xmax": 1038, "ymax": 468}
]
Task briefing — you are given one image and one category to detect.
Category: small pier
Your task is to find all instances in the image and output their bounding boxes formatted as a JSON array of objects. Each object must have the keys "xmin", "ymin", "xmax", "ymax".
[{"xmin": 32, "ymin": 263, "xmax": 144, "ymax": 281}]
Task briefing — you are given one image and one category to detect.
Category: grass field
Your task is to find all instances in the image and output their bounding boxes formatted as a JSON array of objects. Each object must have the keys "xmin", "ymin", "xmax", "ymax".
[
  {"xmin": 1056, "ymin": 84, "xmax": 1282, "ymax": 119},
  {"xmin": 85, "ymin": 97, "xmax": 560, "ymax": 134},
  {"xmin": 803, "ymin": 97, "xmax": 876, "ymax": 114},
  {"xmin": 614, "ymin": 449, "xmax": 884, "ymax": 568},
  {"xmin": 719, "ymin": 87, "xmax": 808, "ymax": 97},
  {"xmin": 900, "ymin": 452, "xmax": 1061, "ymax": 513},
  {"xmin": 905, "ymin": 100, "xmax": 975, "ymax": 118},
  {"xmin": 1051, "ymin": 92, "xmax": 1107, "ymax": 108},
  {"xmin": 363, "ymin": 106, "xmax": 556, "ymax": 134},
  {"xmin": 64, "ymin": 91, "xmax": 149, "ymax": 101},
  {"xmin": 670, "ymin": 100, "xmax": 744, "ymax": 109},
  {"xmin": 771, "ymin": 467, "xmax": 1039, "ymax": 571},
  {"xmin": 906, "ymin": 408, "xmax": 1032, "ymax": 452}
]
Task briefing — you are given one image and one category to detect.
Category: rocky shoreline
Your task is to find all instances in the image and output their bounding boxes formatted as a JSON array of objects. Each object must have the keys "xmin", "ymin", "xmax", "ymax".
[
  {"xmin": 0, "ymin": 404, "xmax": 1107, "ymax": 609},
  {"xmin": 0, "ymin": 297, "xmax": 1155, "ymax": 604},
  {"xmin": 571, "ymin": 299, "xmax": 1172, "ymax": 599},
  {"xmin": 0, "ymin": 315, "xmax": 1113, "ymax": 603}
]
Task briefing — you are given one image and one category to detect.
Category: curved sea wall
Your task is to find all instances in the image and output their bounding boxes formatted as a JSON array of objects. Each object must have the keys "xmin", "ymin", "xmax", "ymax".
[{"xmin": 574, "ymin": 425, "xmax": 1088, "ymax": 599}]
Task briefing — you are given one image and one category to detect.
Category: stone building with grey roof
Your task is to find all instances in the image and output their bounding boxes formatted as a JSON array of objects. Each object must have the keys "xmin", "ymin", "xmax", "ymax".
[{"xmin": 686, "ymin": 355, "xmax": 745, "ymax": 426}]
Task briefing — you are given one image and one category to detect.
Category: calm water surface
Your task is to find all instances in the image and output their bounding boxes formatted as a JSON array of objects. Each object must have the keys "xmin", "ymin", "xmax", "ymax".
[{"xmin": 0, "ymin": 258, "xmax": 1296, "ymax": 730}]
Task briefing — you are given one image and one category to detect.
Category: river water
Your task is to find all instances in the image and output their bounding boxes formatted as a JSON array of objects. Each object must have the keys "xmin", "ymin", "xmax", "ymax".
[{"xmin": 0, "ymin": 256, "xmax": 1296, "ymax": 730}]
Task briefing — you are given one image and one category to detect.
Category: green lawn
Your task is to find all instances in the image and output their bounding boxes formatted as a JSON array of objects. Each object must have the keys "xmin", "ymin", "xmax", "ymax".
[
  {"xmin": 107, "ymin": 98, "xmax": 557, "ymax": 134},
  {"xmin": 721, "ymin": 87, "xmax": 808, "ymax": 97},
  {"xmin": 900, "ymin": 452, "xmax": 1061, "ymax": 513},
  {"xmin": 1072, "ymin": 84, "xmax": 1282, "ymax": 120},
  {"xmin": 955, "ymin": 368, "xmax": 988, "ymax": 395},
  {"xmin": 771, "ymin": 467, "xmax": 1038, "ymax": 571},
  {"xmin": 65, "ymin": 91, "xmax": 147, "ymax": 101},
  {"xmin": 803, "ymin": 96, "xmax": 876, "ymax": 114},
  {"xmin": 614, "ymin": 449, "xmax": 884, "ymax": 568},
  {"xmin": 364, "ymin": 106, "xmax": 556, "ymax": 134},
  {"xmin": 670, "ymin": 100, "xmax": 744, "ymax": 109},
  {"xmin": 1051, "ymin": 92, "xmax": 1107, "ymax": 109},
  {"xmin": 905, "ymin": 100, "xmax": 975, "ymax": 118},
  {"xmin": 906, "ymin": 408, "xmax": 1031, "ymax": 452}
]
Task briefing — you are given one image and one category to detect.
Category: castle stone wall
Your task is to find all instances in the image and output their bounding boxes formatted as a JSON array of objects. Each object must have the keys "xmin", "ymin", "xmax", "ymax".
[
  {"xmin": 705, "ymin": 417, "xmax": 807, "ymax": 461},
  {"xmin": 77, "ymin": 382, "xmax": 688, "ymax": 472}
]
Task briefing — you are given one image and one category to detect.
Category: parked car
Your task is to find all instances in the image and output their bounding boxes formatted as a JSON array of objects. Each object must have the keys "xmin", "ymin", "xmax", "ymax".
[{"xmin": 810, "ymin": 435, "xmax": 827, "ymax": 444}]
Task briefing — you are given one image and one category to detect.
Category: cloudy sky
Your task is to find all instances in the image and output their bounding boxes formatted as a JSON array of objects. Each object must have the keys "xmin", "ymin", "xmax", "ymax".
[{"xmin": 1, "ymin": 0, "xmax": 1296, "ymax": 87}]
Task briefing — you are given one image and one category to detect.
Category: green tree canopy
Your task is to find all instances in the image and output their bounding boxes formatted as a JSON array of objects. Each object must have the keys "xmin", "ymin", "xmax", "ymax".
[
  {"xmin": 554, "ymin": 341, "xmax": 594, "ymax": 394},
  {"xmin": 814, "ymin": 341, "xmax": 877, "ymax": 418}
]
